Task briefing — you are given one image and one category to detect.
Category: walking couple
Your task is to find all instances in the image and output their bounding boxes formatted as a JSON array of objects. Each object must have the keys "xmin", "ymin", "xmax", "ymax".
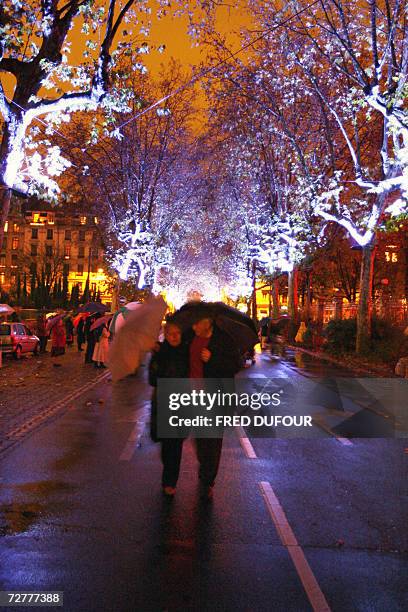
[{"xmin": 149, "ymin": 309, "xmax": 241, "ymax": 500}]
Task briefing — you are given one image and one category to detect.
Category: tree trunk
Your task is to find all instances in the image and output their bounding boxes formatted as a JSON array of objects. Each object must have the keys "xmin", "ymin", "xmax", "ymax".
[
  {"xmin": 0, "ymin": 186, "xmax": 12, "ymax": 251},
  {"xmin": 356, "ymin": 242, "xmax": 376, "ymax": 354},
  {"xmin": 287, "ymin": 268, "xmax": 298, "ymax": 321},
  {"xmin": 272, "ymin": 278, "xmax": 280, "ymax": 318},
  {"xmin": 251, "ymin": 261, "xmax": 257, "ymax": 321},
  {"xmin": 303, "ymin": 270, "xmax": 312, "ymax": 321}
]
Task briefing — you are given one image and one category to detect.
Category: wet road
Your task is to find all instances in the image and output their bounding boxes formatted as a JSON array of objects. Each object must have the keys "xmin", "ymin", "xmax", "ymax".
[{"xmin": 0, "ymin": 349, "xmax": 407, "ymax": 611}]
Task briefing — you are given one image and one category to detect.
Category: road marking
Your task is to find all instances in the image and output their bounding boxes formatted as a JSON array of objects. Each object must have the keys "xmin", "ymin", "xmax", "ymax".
[
  {"xmin": 119, "ymin": 405, "xmax": 150, "ymax": 461},
  {"xmin": 259, "ymin": 481, "xmax": 331, "ymax": 612},
  {"xmin": 235, "ymin": 426, "xmax": 257, "ymax": 458},
  {"xmin": 312, "ymin": 416, "xmax": 353, "ymax": 446}
]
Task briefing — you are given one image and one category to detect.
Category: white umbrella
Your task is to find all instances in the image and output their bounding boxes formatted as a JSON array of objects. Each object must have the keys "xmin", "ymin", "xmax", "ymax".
[
  {"xmin": 109, "ymin": 301, "xmax": 142, "ymax": 336},
  {"xmin": 108, "ymin": 296, "xmax": 167, "ymax": 382},
  {"xmin": 0, "ymin": 304, "xmax": 14, "ymax": 314}
]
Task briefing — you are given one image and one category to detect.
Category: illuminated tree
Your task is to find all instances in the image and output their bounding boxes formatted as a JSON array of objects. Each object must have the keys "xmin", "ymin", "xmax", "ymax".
[
  {"xmin": 63, "ymin": 62, "xmax": 198, "ymax": 290},
  {"xmin": 0, "ymin": 0, "xmax": 143, "ymax": 250},
  {"xmin": 247, "ymin": 0, "xmax": 408, "ymax": 350},
  {"xmin": 202, "ymin": 0, "xmax": 407, "ymax": 349}
]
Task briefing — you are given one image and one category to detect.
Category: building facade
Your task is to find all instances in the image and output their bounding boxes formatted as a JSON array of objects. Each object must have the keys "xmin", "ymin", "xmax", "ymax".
[{"xmin": 0, "ymin": 198, "xmax": 113, "ymax": 306}]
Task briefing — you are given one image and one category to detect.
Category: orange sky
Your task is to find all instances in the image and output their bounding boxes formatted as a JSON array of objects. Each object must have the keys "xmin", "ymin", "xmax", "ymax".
[
  {"xmin": 142, "ymin": 3, "xmax": 250, "ymax": 74},
  {"xmin": 0, "ymin": 0, "xmax": 252, "ymax": 141},
  {"xmin": 0, "ymin": 2, "xmax": 250, "ymax": 94}
]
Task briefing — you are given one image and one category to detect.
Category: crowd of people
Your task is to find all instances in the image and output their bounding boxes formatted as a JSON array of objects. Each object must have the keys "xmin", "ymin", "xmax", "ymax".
[
  {"xmin": 35, "ymin": 311, "xmax": 110, "ymax": 368},
  {"xmin": 29, "ymin": 302, "xmax": 264, "ymax": 501}
]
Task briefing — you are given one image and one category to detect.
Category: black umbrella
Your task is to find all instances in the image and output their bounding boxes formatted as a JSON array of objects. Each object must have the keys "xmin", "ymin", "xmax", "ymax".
[
  {"xmin": 173, "ymin": 301, "xmax": 259, "ymax": 352},
  {"xmin": 210, "ymin": 302, "xmax": 258, "ymax": 334},
  {"xmin": 78, "ymin": 302, "xmax": 109, "ymax": 314}
]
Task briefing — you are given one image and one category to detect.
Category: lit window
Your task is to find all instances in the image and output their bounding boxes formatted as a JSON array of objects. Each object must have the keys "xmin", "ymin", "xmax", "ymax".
[
  {"xmin": 64, "ymin": 245, "xmax": 71, "ymax": 259},
  {"xmin": 3, "ymin": 221, "xmax": 8, "ymax": 233},
  {"xmin": 385, "ymin": 251, "xmax": 398, "ymax": 263},
  {"xmin": 0, "ymin": 273, "xmax": 5, "ymax": 284},
  {"xmin": 94, "ymin": 217, "xmax": 99, "ymax": 225},
  {"xmin": 48, "ymin": 214, "xmax": 55, "ymax": 225},
  {"xmin": 32, "ymin": 213, "xmax": 41, "ymax": 224},
  {"xmin": 12, "ymin": 237, "xmax": 18, "ymax": 250},
  {"xmin": 80, "ymin": 216, "xmax": 87, "ymax": 225},
  {"xmin": 13, "ymin": 223, "xmax": 19, "ymax": 233}
]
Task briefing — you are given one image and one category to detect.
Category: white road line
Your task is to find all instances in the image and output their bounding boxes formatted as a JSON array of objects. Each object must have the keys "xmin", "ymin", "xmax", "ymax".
[
  {"xmin": 119, "ymin": 407, "xmax": 150, "ymax": 461},
  {"xmin": 259, "ymin": 481, "xmax": 331, "ymax": 612},
  {"xmin": 235, "ymin": 426, "xmax": 257, "ymax": 458},
  {"xmin": 312, "ymin": 417, "xmax": 353, "ymax": 447}
]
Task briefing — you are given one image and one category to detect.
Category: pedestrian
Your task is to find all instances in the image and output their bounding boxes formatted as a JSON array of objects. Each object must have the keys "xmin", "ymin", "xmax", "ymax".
[
  {"xmin": 92, "ymin": 322, "xmax": 110, "ymax": 368},
  {"xmin": 149, "ymin": 318, "xmax": 188, "ymax": 497},
  {"xmin": 36, "ymin": 311, "xmax": 48, "ymax": 353},
  {"xmin": 77, "ymin": 316, "xmax": 85, "ymax": 352},
  {"xmin": 186, "ymin": 311, "xmax": 241, "ymax": 500},
  {"xmin": 259, "ymin": 317, "xmax": 270, "ymax": 349},
  {"xmin": 65, "ymin": 315, "xmax": 74, "ymax": 346},
  {"xmin": 51, "ymin": 319, "xmax": 66, "ymax": 357},
  {"xmin": 84, "ymin": 314, "xmax": 98, "ymax": 364}
]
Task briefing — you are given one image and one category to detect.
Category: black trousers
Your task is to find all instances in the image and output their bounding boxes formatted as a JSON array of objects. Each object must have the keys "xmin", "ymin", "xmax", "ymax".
[
  {"xmin": 85, "ymin": 339, "xmax": 95, "ymax": 363},
  {"xmin": 39, "ymin": 336, "xmax": 47, "ymax": 353},
  {"xmin": 195, "ymin": 438, "xmax": 223, "ymax": 487},
  {"xmin": 161, "ymin": 439, "xmax": 184, "ymax": 487}
]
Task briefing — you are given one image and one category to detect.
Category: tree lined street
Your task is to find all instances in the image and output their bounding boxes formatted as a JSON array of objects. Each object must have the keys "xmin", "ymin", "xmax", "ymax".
[{"xmin": 1, "ymin": 2, "xmax": 408, "ymax": 610}]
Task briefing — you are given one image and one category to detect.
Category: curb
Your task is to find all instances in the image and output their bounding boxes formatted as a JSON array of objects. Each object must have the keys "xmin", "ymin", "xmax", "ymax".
[{"xmin": 287, "ymin": 344, "xmax": 395, "ymax": 377}]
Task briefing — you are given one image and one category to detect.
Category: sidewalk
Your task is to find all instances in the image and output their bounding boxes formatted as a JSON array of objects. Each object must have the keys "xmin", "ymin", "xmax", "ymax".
[{"xmin": 0, "ymin": 347, "xmax": 107, "ymax": 454}]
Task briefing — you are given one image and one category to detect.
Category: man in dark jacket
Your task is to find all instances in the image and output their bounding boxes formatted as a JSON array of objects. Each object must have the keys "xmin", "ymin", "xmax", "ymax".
[
  {"xmin": 36, "ymin": 312, "xmax": 48, "ymax": 353},
  {"xmin": 84, "ymin": 314, "xmax": 98, "ymax": 363},
  {"xmin": 77, "ymin": 317, "xmax": 85, "ymax": 351},
  {"xmin": 188, "ymin": 314, "xmax": 241, "ymax": 500}
]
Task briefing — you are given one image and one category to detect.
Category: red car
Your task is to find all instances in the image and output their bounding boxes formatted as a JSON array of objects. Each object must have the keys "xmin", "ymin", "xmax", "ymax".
[{"xmin": 0, "ymin": 322, "xmax": 40, "ymax": 359}]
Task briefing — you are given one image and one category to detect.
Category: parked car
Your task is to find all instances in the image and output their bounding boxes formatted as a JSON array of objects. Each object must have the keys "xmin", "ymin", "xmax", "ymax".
[{"xmin": 0, "ymin": 322, "xmax": 40, "ymax": 359}]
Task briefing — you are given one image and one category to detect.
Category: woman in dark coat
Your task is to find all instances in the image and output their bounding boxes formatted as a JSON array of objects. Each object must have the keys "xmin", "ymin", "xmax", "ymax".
[{"xmin": 149, "ymin": 318, "xmax": 188, "ymax": 497}]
